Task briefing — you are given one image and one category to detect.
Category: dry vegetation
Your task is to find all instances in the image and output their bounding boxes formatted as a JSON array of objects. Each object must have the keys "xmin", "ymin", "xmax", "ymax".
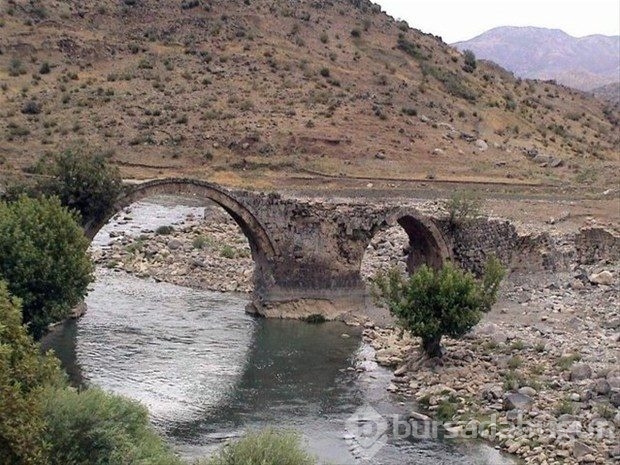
[{"xmin": 0, "ymin": 0, "xmax": 618, "ymax": 191}]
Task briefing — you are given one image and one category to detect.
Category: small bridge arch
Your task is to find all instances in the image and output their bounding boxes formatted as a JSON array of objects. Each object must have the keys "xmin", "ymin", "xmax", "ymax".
[{"xmin": 362, "ymin": 208, "xmax": 451, "ymax": 274}]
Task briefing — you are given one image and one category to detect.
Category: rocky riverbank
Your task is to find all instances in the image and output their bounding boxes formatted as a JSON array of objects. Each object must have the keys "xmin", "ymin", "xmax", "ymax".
[
  {"xmin": 94, "ymin": 203, "xmax": 618, "ymax": 464},
  {"xmin": 92, "ymin": 207, "xmax": 255, "ymax": 292},
  {"xmin": 364, "ymin": 266, "xmax": 619, "ymax": 465}
]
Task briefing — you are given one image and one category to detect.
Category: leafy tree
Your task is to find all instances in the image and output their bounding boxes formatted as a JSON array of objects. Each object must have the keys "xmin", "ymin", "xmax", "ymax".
[
  {"xmin": 374, "ymin": 257, "xmax": 505, "ymax": 358},
  {"xmin": 0, "ymin": 282, "xmax": 63, "ymax": 465},
  {"xmin": 201, "ymin": 429, "xmax": 316, "ymax": 465},
  {"xmin": 41, "ymin": 387, "xmax": 183, "ymax": 465},
  {"xmin": 0, "ymin": 196, "xmax": 93, "ymax": 338},
  {"xmin": 33, "ymin": 150, "xmax": 122, "ymax": 227}
]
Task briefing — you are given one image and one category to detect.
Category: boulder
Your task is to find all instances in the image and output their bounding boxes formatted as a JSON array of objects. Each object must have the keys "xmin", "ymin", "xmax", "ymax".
[
  {"xmin": 481, "ymin": 384, "xmax": 504, "ymax": 401},
  {"xmin": 503, "ymin": 393, "xmax": 534, "ymax": 411},
  {"xmin": 589, "ymin": 270, "xmax": 613, "ymax": 285},
  {"xmin": 167, "ymin": 239, "xmax": 183, "ymax": 251},
  {"xmin": 474, "ymin": 139, "xmax": 488, "ymax": 151},
  {"xmin": 570, "ymin": 364, "xmax": 593, "ymax": 381},
  {"xmin": 518, "ymin": 386, "xmax": 537, "ymax": 397},
  {"xmin": 573, "ymin": 441, "xmax": 596, "ymax": 460},
  {"xmin": 593, "ymin": 379, "xmax": 611, "ymax": 395}
]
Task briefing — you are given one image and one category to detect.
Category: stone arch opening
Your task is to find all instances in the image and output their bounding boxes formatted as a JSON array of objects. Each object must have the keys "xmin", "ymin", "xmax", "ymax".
[
  {"xmin": 86, "ymin": 179, "xmax": 277, "ymax": 294},
  {"xmin": 360, "ymin": 212, "xmax": 449, "ymax": 284}
]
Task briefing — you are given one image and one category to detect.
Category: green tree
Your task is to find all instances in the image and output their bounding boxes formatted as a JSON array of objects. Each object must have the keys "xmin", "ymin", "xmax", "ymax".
[
  {"xmin": 374, "ymin": 257, "xmax": 505, "ymax": 358},
  {"xmin": 0, "ymin": 196, "xmax": 93, "ymax": 338},
  {"xmin": 0, "ymin": 282, "xmax": 63, "ymax": 465},
  {"xmin": 34, "ymin": 150, "xmax": 122, "ymax": 227},
  {"xmin": 41, "ymin": 388, "xmax": 183, "ymax": 465}
]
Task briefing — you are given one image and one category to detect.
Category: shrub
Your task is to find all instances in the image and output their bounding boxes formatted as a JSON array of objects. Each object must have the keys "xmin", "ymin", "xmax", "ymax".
[
  {"xmin": 319, "ymin": 67, "xmax": 330, "ymax": 78},
  {"xmin": 0, "ymin": 282, "xmax": 63, "ymax": 465},
  {"xmin": 39, "ymin": 62, "xmax": 51, "ymax": 74},
  {"xmin": 420, "ymin": 63, "xmax": 477, "ymax": 101},
  {"xmin": 397, "ymin": 36, "xmax": 425, "ymax": 60},
  {"xmin": 32, "ymin": 150, "xmax": 123, "ymax": 227},
  {"xmin": 8, "ymin": 58, "xmax": 25, "ymax": 76},
  {"xmin": 462, "ymin": 49, "xmax": 477, "ymax": 73},
  {"xmin": 201, "ymin": 429, "xmax": 316, "ymax": 465},
  {"xmin": 435, "ymin": 396, "xmax": 459, "ymax": 421},
  {"xmin": 155, "ymin": 225, "xmax": 174, "ymax": 235},
  {"xmin": 350, "ymin": 28, "xmax": 361, "ymax": 38},
  {"xmin": 0, "ymin": 196, "xmax": 94, "ymax": 338},
  {"xmin": 305, "ymin": 314, "xmax": 326, "ymax": 324},
  {"xmin": 41, "ymin": 388, "xmax": 183, "ymax": 465},
  {"xmin": 373, "ymin": 257, "xmax": 505, "ymax": 357},
  {"xmin": 21, "ymin": 100, "xmax": 41, "ymax": 114},
  {"xmin": 444, "ymin": 190, "xmax": 484, "ymax": 227}
]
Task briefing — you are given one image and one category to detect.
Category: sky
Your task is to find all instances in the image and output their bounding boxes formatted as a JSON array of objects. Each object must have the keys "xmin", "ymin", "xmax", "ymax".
[{"xmin": 375, "ymin": 0, "xmax": 620, "ymax": 43}]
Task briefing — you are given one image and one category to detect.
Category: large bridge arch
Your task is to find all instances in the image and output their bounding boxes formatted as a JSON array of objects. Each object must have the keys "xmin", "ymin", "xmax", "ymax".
[{"xmin": 85, "ymin": 179, "xmax": 278, "ymax": 294}]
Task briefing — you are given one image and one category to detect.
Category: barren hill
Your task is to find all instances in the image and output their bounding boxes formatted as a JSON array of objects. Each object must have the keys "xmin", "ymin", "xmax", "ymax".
[
  {"xmin": 592, "ymin": 82, "xmax": 620, "ymax": 106},
  {"xmin": 0, "ymin": 1, "xmax": 618, "ymax": 190},
  {"xmin": 453, "ymin": 26, "xmax": 620, "ymax": 92}
]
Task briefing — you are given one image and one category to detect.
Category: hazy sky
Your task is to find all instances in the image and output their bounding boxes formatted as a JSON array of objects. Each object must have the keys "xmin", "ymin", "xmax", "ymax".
[{"xmin": 375, "ymin": 0, "xmax": 620, "ymax": 43}]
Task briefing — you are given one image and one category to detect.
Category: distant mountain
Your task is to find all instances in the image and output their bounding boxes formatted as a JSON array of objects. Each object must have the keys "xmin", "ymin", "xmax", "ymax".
[{"xmin": 453, "ymin": 26, "xmax": 620, "ymax": 91}]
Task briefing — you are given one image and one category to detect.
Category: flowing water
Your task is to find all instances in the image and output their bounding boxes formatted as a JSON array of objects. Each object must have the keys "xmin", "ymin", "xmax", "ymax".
[{"xmin": 43, "ymin": 197, "xmax": 515, "ymax": 465}]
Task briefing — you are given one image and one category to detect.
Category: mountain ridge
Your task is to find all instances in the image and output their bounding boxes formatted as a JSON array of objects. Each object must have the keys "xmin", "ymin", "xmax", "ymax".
[{"xmin": 453, "ymin": 26, "xmax": 620, "ymax": 92}]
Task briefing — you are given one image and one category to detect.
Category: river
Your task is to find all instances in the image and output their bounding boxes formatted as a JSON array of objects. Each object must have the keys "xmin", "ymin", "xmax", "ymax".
[{"xmin": 42, "ymin": 197, "xmax": 516, "ymax": 465}]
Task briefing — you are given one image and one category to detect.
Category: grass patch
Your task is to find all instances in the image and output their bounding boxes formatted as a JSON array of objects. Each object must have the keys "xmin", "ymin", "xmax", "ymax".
[
  {"xmin": 220, "ymin": 245, "xmax": 236, "ymax": 259},
  {"xmin": 556, "ymin": 353, "xmax": 581, "ymax": 371},
  {"xmin": 507, "ymin": 356, "xmax": 523, "ymax": 370},
  {"xmin": 192, "ymin": 235, "xmax": 212, "ymax": 250},
  {"xmin": 555, "ymin": 397, "xmax": 575, "ymax": 416}
]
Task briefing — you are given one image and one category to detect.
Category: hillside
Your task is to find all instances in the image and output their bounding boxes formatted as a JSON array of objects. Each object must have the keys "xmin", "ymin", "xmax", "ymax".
[
  {"xmin": 593, "ymin": 82, "xmax": 620, "ymax": 106},
  {"xmin": 0, "ymin": 0, "xmax": 618, "ymax": 191},
  {"xmin": 453, "ymin": 26, "xmax": 620, "ymax": 92}
]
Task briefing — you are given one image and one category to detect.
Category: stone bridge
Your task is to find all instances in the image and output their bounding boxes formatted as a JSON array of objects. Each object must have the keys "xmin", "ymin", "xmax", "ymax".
[{"xmin": 86, "ymin": 178, "xmax": 451, "ymax": 319}]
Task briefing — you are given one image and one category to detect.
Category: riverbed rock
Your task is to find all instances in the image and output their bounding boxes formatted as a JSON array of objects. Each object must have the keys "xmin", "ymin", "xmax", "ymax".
[
  {"xmin": 409, "ymin": 411, "xmax": 431, "ymax": 422},
  {"xmin": 167, "ymin": 239, "xmax": 183, "ymax": 251}
]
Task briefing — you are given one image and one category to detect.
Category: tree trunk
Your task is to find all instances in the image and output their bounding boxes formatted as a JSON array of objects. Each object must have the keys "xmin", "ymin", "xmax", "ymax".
[{"xmin": 422, "ymin": 335, "xmax": 443, "ymax": 358}]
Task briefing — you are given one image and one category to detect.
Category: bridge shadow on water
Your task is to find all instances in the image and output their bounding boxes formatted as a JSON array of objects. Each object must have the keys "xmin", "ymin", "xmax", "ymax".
[{"xmin": 165, "ymin": 318, "xmax": 365, "ymax": 441}]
